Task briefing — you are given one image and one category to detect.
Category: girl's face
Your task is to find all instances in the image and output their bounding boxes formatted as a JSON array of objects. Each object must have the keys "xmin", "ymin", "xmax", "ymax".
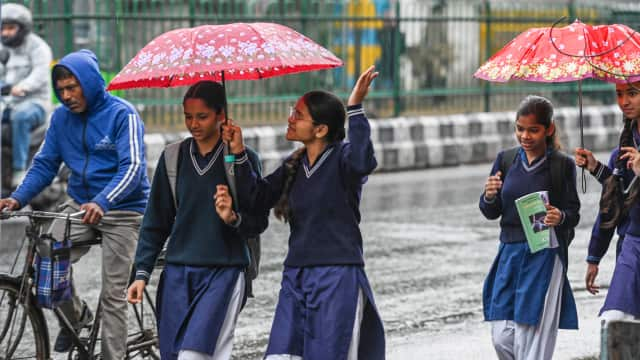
[
  {"xmin": 616, "ymin": 82, "xmax": 640, "ymax": 121},
  {"xmin": 515, "ymin": 114, "xmax": 553, "ymax": 155},
  {"xmin": 286, "ymin": 98, "xmax": 324, "ymax": 143},
  {"xmin": 184, "ymin": 98, "xmax": 220, "ymax": 143}
]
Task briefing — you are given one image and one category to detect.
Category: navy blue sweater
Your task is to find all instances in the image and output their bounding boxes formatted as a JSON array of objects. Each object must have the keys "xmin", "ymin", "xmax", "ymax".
[
  {"xmin": 234, "ymin": 104, "xmax": 377, "ymax": 267},
  {"xmin": 479, "ymin": 149, "xmax": 580, "ymax": 252},
  {"xmin": 134, "ymin": 139, "xmax": 268, "ymax": 281},
  {"xmin": 587, "ymin": 126, "xmax": 640, "ymax": 264}
]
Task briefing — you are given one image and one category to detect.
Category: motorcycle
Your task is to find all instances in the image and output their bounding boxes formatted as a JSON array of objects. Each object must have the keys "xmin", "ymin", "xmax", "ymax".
[{"xmin": 0, "ymin": 85, "xmax": 68, "ymax": 210}]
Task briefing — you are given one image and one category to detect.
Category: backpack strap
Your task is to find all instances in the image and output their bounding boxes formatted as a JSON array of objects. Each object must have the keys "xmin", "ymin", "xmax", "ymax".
[
  {"xmin": 549, "ymin": 151, "xmax": 566, "ymax": 207},
  {"xmin": 499, "ymin": 146, "xmax": 519, "ymax": 180},
  {"xmin": 164, "ymin": 140, "xmax": 183, "ymax": 210}
]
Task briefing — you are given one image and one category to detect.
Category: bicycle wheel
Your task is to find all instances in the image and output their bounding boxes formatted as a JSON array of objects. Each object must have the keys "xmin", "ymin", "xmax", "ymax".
[{"xmin": 0, "ymin": 275, "xmax": 49, "ymax": 360}]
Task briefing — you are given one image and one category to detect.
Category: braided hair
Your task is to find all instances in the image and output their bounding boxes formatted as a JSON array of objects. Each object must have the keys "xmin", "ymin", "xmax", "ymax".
[
  {"xmin": 599, "ymin": 117, "xmax": 640, "ymax": 229},
  {"xmin": 273, "ymin": 90, "xmax": 346, "ymax": 222}
]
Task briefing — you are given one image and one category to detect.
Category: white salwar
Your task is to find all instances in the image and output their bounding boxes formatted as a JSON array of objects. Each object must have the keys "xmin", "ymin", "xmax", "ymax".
[
  {"xmin": 177, "ymin": 273, "xmax": 245, "ymax": 360},
  {"xmin": 491, "ymin": 253, "xmax": 564, "ymax": 360}
]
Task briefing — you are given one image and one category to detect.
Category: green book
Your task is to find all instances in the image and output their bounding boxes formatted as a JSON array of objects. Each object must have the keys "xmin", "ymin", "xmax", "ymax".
[{"xmin": 514, "ymin": 191, "xmax": 551, "ymax": 253}]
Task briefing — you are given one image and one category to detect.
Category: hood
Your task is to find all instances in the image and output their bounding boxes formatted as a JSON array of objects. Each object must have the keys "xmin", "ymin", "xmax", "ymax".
[
  {"xmin": 52, "ymin": 49, "xmax": 108, "ymax": 112},
  {"xmin": 1, "ymin": 3, "xmax": 33, "ymax": 31}
]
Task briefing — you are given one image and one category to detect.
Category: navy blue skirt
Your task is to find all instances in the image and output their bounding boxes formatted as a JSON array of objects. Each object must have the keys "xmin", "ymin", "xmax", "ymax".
[
  {"xmin": 156, "ymin": 264, "xmax": 242, "ymax": 359},
  {"xmin": 601, "ymin": 233, "xmax": 640, "ymax": 317},
  {"xmin": 483, "ymin": 242, "xmax": 578, "ymax": 329},
  {"xmin": 265, "ymin": 265, "xmax": 385, "ymax": 360}
]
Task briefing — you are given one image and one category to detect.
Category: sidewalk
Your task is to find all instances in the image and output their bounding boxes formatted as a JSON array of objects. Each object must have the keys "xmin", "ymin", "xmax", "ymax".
[{"xmin": 387, "ymin": 285, "xmax": 604, "ymax": 359}]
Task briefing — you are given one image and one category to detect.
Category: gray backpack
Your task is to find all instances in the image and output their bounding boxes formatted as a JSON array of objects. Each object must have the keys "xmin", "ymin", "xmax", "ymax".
[{"xmin": 163, "ymin": 140, "xmax": 261, "ymax": 297}]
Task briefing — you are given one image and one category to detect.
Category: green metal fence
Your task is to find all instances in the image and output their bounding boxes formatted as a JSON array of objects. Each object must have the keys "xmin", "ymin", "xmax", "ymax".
[{"xmin": 7, "ymin": 0, "xmax": 640, "ymax": 131}]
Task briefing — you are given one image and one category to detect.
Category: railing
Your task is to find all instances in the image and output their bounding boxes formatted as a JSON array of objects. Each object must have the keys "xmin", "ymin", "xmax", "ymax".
[{"xmin": 7, "ymin": 0, "xmax": 640, "ymax": 131}]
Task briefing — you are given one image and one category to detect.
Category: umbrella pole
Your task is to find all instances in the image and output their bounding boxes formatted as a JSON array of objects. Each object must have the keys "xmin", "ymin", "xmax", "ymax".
[
  {"xmin": 578, "ymin": 79, "xmax": 587, "ymax": 193},
  {"xmin": 220, "ymin": 70, "xmax": 240, "ymax": 213},
  {"xmin": 221, "ymin": 70, "xmax": 235, "ymax": 164}
]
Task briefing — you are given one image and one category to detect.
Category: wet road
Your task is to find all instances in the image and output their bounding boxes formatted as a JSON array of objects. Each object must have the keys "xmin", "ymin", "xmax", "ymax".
[{"xmin": 0, "ymin": 159, "xmax": 616, "ymax": 359}]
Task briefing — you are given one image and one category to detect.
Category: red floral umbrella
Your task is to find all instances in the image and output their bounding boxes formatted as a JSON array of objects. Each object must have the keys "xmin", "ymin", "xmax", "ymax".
[
  {"xmin": 475, "ymin": 19, "xmax": 640, "ymax": 192},
  {"xmin": 474, "ymin": 20, "xmax": 640, "ymax": 83},
  {"xmin": 107, "ymin": 22, "xmax": 342, "ymax": 208},
  {"xmin": 107, "ymin": 22, "xmax": 343, "ymax": 90}
]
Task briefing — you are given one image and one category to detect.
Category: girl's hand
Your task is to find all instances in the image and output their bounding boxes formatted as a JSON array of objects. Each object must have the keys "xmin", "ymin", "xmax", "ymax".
[
  {"xmin": 127, "ymin": 280, "xmax": 146, "ymax": 304},
  {"xmin": 215, "ymin": 185, "xmax": 238, "ymax": 225},
  {"xmin": 221, "ymin": 119, "xmax": 245, "ymax": 154},
  {"xmin": 484, "ymin": 171, "xmax": 502, "ymax": 201},
  {"xmin": 574, "ymin": 147, "xmax": 598, "ymax": 172},
  {"xmin": 585, "ymin": 263, "xmax": 599, "ymax": 295},
  {"xmin": 348, "ymin": 65, "xmax": 379, "ymax": 106},
  {"xmin": 620, "ymin": 146, "xmax": 640, "ymax": 175},
  {"xmin": 543, "ymin": 204, "xmax": 562, "ymax": 226}
]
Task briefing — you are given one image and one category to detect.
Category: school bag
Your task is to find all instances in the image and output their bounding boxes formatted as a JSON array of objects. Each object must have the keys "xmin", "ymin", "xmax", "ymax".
[
  {"xmin": 163, "ymin": 139, "xmax": 262, "ymax": 298},
  {"xmin": 499, "ymin": 146, "xmax": 575, "ymax": 244},
  {"xmin": 33, "ymin": 221, "xmax": 73, "ymax": 309}
]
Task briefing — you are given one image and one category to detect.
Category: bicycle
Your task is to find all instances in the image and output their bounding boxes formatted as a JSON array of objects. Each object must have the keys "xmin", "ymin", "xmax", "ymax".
[{"xmin": 0, "ymin": 210, "xmax": 160, "ymax": 359}]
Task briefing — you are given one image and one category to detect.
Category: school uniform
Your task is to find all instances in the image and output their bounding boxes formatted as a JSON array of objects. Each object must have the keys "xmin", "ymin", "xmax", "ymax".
[
  {"xmin": 233, "ymin": 104, "xmax": 385, "ymax": 360},
  {"xmin": 479, "ymin": 148, "xmax": 580, "ymax": 360},
  {"xmin": 586, "ymin": 127, "xmax": 640, "ymax": 264},
  {"xmin": 600, "ymin": 199, "xmax": 640, "ymax": 319},
  {"xmin": 133, "ymin": 139, "xmax": 268, "ymax": 359}
]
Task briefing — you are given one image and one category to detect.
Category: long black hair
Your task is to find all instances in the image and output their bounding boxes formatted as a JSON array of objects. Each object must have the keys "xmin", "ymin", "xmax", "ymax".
[
  {"xmin": 515, "ymin": 95, "xmax": 561, "ymax": 150},
  {"xmin": 183, "ymin": 80, "xmax": 226, "ymax": 114},
  {"xmin": 273, "ymin": 91, "xmax": 346, "ymax": 222},
  {"xmin": 599, "ymin": 117, "xmax": 640, "ymax": 229}
]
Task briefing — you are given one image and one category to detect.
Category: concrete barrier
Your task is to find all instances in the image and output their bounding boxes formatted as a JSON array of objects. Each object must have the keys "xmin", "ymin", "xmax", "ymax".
[
  {"xmin": 601, "ymin": 320, "xmax": 640, "ymax": 359},
  {"xmin": 143, "ymin": 105, "xmax": 623, "ymax": 174}
]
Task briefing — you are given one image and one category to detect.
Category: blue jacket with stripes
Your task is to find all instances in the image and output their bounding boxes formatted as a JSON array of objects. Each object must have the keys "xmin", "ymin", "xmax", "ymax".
[{"xmin": 12, "ymin": 50, "xmax": 150, "ymax": 213}]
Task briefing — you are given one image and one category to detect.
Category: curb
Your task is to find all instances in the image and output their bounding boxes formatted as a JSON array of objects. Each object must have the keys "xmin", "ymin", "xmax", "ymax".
[{"xmin": 143, "ymin": 105, "xmax": 623, "ymax": 174}]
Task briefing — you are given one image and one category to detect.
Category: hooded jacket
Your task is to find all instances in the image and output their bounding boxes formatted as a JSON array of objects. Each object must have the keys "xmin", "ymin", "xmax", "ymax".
[
  {"xmin": 12, "ymin": 50, "xmax": 150, "ymax": 213},
  {"xmin": 0, "ymin": 3, "xmax": 51, "ymax": 110}
]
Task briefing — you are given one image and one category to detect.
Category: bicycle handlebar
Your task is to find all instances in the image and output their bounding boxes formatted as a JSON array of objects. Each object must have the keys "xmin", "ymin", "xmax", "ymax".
[{"xmin": 0, "ymin": 210, "xmax": 86, "ymax": 221}]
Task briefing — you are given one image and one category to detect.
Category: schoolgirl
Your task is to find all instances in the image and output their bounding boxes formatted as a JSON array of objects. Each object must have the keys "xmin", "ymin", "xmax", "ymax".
[
  {"xmin": 127, "ymin": 81, "xmax": 267, "ymax": 360},
  {"xmin": 479, "ymin": 95, "xmax": 580, "ymax": 359},
  {"xmin": 593, "ymin": 80, "xmax": 640, "ymax": 322},
  {"xmin": 220, "ymin": 66, "xmax": 385, "ymax": 360}
]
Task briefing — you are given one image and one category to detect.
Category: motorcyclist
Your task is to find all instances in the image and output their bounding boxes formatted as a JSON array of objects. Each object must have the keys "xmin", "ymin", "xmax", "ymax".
[{"xmin": 0, "ymin": 3, "xmax": 52, "ymax": 187}]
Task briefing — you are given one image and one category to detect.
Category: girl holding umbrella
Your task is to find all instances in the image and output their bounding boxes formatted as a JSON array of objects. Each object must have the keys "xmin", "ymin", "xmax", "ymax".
[
  {"xmin": 583, "ymin": 80, "xmax": 640, "ymax": 323},
  {"xmin": 479, "ymin": 95, "xmax": 580, "ymax": 359},
  {"xmin": 219, "ymin": 66, "xmax": 385, "ymax": 360},
  {"xmin": 127, "ymin": 80, "xmax": 268, "ymax": 360}
]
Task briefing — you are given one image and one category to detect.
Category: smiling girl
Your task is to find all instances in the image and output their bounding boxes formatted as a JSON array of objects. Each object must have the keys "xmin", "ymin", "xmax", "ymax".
[
  {"xmin": 127, "ymin": 81, "xmax": 267, "ymax": 360},
  {"xmin": 479, "ymin": 95, "xmax": 580, "ymax": 359},
  {"xmin": 220, "ymin": 66, "xmax": 385, "ymax": 360}
]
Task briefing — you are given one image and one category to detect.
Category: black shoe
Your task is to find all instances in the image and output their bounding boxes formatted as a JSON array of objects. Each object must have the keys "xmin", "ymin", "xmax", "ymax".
[
  {"xmin": 53, "ymin": 327, "xmax": 73, "ymax": 353},
  {"xmin": 53, "ymin": 302, "xmax": 93, "ymax": 353}
]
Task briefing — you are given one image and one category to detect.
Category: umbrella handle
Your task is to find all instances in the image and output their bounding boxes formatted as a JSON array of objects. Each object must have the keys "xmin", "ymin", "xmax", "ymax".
[{"xmin": 221, "ymin": 70, "xmax": 236, "ymax": 163}]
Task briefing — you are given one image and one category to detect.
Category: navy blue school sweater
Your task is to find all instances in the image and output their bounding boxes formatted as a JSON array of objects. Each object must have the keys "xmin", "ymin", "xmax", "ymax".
[
  {"xmin": 587, "ymin": 126, "xmax": 640, "ymax": 264},
  {"xmin": 234, "ymin": 104, "xmax": 377, "ymax": 267},
  {"xmin": 133, "ymin": 139, "xmax": 268, "ymax": 282},
  {"xmin": 479, "ymin": 149, "xmax": 580, "ymax": 250}
]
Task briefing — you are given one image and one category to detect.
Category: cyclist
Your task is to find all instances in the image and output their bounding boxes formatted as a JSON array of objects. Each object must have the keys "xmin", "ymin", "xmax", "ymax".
[
  {"xmin": 0, "ymin": 3, "xmax": 52, "ymax": 187},
  {"xmin": 0, "ymin": 49, "xmax": 150, "ymax": 359}
]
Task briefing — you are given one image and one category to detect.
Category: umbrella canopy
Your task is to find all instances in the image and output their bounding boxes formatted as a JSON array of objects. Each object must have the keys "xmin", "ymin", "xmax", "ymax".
[
  {"xmin": 107, "ymin": 22, "xmax": 343, "ymax": 91},
  {"xmin": 474, "ymin": 20, "xmax": 640, "ymax": 84}
]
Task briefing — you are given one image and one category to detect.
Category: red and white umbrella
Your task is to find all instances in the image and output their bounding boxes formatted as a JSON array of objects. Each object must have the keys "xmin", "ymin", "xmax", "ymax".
[{"xmin": 107, "ymin": 22, "xmax": 343, "ymax": 90}]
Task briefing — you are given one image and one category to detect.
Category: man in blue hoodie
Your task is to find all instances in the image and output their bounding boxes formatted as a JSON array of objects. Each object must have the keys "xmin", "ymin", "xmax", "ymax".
[{"xmin": 0, "ymin": 49, "xmax": 150, "ymax": 358}]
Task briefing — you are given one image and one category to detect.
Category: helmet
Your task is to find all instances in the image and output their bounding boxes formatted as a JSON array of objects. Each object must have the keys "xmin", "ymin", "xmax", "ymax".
[{"xmin": 1, "ymin": 3, "xmax": 33, "ymax": 47}]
